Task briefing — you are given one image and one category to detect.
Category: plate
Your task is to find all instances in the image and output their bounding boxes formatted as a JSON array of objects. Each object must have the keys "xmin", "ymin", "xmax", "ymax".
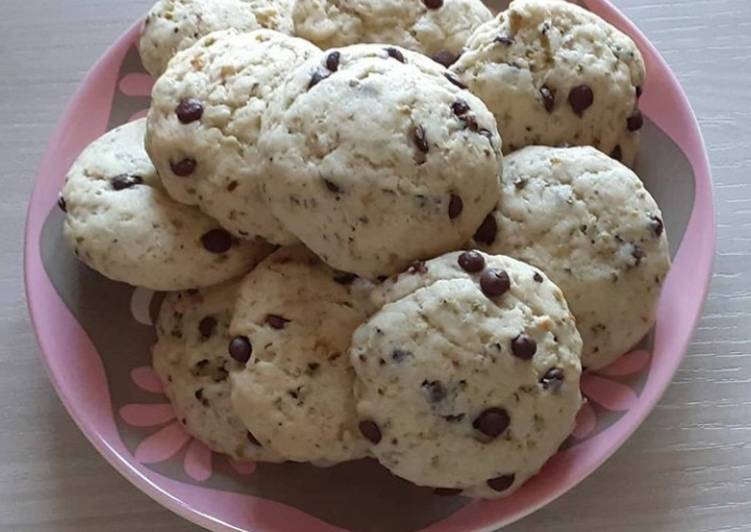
[{"xmin": 24, "ymin": 1, "xmax": 715, "ymax": 530}]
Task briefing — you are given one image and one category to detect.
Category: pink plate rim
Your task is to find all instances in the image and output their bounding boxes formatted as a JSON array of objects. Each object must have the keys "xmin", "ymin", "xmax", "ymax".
[{"xmin": 24, "ymin": 1, "xmax": 715, "ymax": 530}]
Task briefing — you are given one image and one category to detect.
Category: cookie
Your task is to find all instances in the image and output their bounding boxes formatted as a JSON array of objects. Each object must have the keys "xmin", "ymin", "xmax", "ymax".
[
  {"xmin": 229, "ymin": 246, "xmax": 374, "ymax": 464},
  {"xmin": 153, "ymin": 281, "xmax": 284, "ymax": 462},
  {"xmin": 450, "ymin": 0, "xmax": 645, "ymax": 166},
  {"xmin": 350, "ymin": 250, "xmax": 582, "ymax": 498},
  {"xmin": 61, "ymin": 119, "xmax": 273, "ymax": 290},
  {"xmin": 139, "ymin": 0, "xmax": 294, "ymax": 77},
  {"xmin": 260, "ymin": 44, "xmax": 503, "ymax": 278},
  {"xmin": 472, "ymin": 146, "xmax": 670, "ymax": 370},
  {"xmin": 146, "ymin": 29, "xmax": 320, "ymax": 245},
  {"xmin": 292, "ymin": 0, "xmax": 492, "ymax": 63}
]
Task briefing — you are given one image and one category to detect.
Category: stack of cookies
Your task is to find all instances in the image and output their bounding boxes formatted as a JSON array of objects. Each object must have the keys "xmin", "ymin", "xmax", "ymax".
[{"xmin": 59, "ymin": 0, "xmax": 670, "ymax": 498}]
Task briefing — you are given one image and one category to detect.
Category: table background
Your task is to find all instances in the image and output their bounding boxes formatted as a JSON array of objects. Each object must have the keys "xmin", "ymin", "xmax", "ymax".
[{"xmin": 1, "ymin": 1, "xmax": 749, "ymax": 530}]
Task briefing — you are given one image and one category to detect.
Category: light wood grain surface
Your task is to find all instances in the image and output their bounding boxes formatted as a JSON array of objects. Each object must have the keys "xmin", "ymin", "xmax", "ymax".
[{"xmin": 1, "ymin": 1, "xmax": 749, "ymax": 531}]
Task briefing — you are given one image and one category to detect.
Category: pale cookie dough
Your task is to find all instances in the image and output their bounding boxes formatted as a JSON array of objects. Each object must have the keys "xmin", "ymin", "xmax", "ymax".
[
  {"xmin": 153, "ymin": 281, "xmax": 284, "ymax": 462},
  {"xmin": 450, "ymin": 0, "xmax": 646, "ymax": 166},
  {"xmin": 146, "ymin": 29, "xmax": 320, "ymax": 244},
  {"xmin": 61, "ymin": 119, "xmax": 273, "ymax": 291},
  {"xmin": 350, "ymin": 250, "xmax": 582, "ymax": 498},
  {"xmin": 229, "ymin": 246, "xmax": 373, "ymax": 464},
  {"xmin": 472, "ymin": 146, "xmax": 670, "ymax": 370},
  {"xmin": 292, "ymin": 0, "xmax": 492, "ymax": 64},
  {"xmin": 260, "ymin": 44, "xmax": 503, "ymax": 277},
  {"xmin": 139, "ymin": 0, "xmax": 294, "ymax": 77}
]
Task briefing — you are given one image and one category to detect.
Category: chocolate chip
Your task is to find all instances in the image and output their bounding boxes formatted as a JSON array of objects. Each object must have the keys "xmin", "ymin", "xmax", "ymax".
[
  {"xmin": 448, "ymin": 194, "xmax": 463, "ymax": 219},
  {"xmin": 533, "ymin": 272, "xmax": 543, "ymax": 283},
  {"xmin": 175, "ymin": 98, "xmax": 203, "ymax": 124},
  {"xmin": 385, "ymin": 47, "xmax": 405, "ymax": 63},
  {"xmin": 246, "ymin": 430, "xmax": 261, "ymax": 446},
  {"xmin": 452, "ymin": 99, "xmax": 470, "ymax": 116},
  {"xmin": 480, "ymin": 268, "xmax": 510, "ymax": 298},
  {"xmin": 325, "ymin": 51, "xmax": 341, "ymax": 72},
  {"xmin": 333, "ymin": 272, "xmax": 357, "ymax": 284},
  {"xmin": 408, "ymin": 261, "xmax": 428, "ymax": 274},
  {"xmin": 443, "ymin": 413, "xmax": 465, "ymax": 422},
  {"xmin": 392, "ymin": 349, "xmax": 412, "ymax": 362},
  {"xmin": 568, "ymin": 85, "xmax": 594, "ymax": 116},
  {"xmin": 511, "ymin": 334, "xmax": 537, "ymax": 360},
  {"xmin": 444, "ymin": 73, "xmax": 467, "ymax": 90},
  {"xmin": 198, "ymin": 316, "xmax": 217, "ymax": 339},
  {"xmin": 632, "ymin": 245, "xmax": 646, "ymax": 265},
  {"xmin": 461, "ymin": 115, "xmax": 479, "ymax": 131},
  {"xmin": 487, "ymin": 473, "xmax": 515, "ymax": 492},
  {"xmin": 458, "ymin": 250, "xmax": 485, "ymax": 273},
  {"xmin": 226, "ymin": 180, "xmax": 239, "ymax": 192},
  {"xmin": 201, "ymin": 229, "xmax": 233, "ymax": 253},
  {"xmin": 307, "ymin": 362, "xmax": 320, "ymax": 372},
  {"xmin": 229, "ymin": 336, "xmax": 252, "ymax": 363},
  {"xmin": 540, "ymin": 85, "xmax": 555, "ymax": 113},
  {"xmin": 540, "ymin": 368, "xmax": 564, "ymax": 391},
  {"xmin": 266, "ymin": 314, "xmax": 290, "ymax": 329},
  {"xmin": 474, "ymin": 214, "xmax": 498, "ymax": 245},
  {"xmin": 194, "ymin": 388, "xmax": 203, "ymax": 401},
  {"xmin": 472, "ymin": 407, "xmax": 510, "ymax": 438},
  {"xmin": 422, "ymin": 0, "xmax": 443, "ymax": 9},
  {"xmin": 359, "ymin": 420, "xmax": 382, "ymax": 443},
  {"xmin": 636, "ymin": 85, "xmax": 643, "ymax": 98},
  {"xmin": 434, "ymin": 488, "xmax": 463, "ymax": 496},
  {"xmin": 413, "ymin": 125, "xmax": 429, "ymax": 153},
  {"xmin": 171, "ymin": 158, "xmax": 197, "ymax": 177},
  {"xmin": 610, "ymin": 145, "xmax": 622, "ymax": 161},
  {"xmin": 432, "ymin": 50, "xmax": 457, "ymax": 67},
  {"xmin": 308, "ymin": 68, "xmax": 331, "ymax": 90},
  {"xmin": 57, "ymin": 195, "xmax": 67, "ymax": 212},
  {"xmin": 627, "ymin": 110, "xmax": 644, "ymax": 131},
  {"xmin": 422, "ymin": 380, "xmax": 447, "ymax": 403},
  {"xmin": 323, "ymin": 178, "xmax": 341, "ymax": 193},
  {"xmin": 111, "ymin": 173, "xmax": 143, "ymax": 190},
  {"xmin": 494, "ymin": 35, "xmax": 513, "ymax": 46},
  {"xmin": 650, "ymin": 215, "xmax": 664, "ymax": 237}
]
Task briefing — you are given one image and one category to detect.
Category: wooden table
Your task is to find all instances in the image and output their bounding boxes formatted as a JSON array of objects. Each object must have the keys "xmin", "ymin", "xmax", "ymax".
[{"xmin": 2, "ymin": 1, "xmax": 749, "ymax": 530}]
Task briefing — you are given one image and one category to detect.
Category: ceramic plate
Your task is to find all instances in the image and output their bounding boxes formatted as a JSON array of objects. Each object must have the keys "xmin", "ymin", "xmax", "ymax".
[{"xmin": 25, "ymin": 1, "xmax": 715, "ymax": 530}]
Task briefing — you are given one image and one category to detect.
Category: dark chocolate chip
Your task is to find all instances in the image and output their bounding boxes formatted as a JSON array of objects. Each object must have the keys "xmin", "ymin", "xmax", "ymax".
[
  {"xmin": 448, "ymin": 194, "xmax": 463, "ymax": 219},
  {"xmin": 472, "ymin": 407, "xmax": 510, "ymax": 438},
  {"xmin": 461, "ymin": 115, "xmax": 479, "ymax": 131},
  {"xmin": 175, "ymin": 98, "xmax": 204, "ymax": 124},
  {"xmin": 494, "ymin": 35, "xmax": 513, "ymax": 46},
  {"xmin": 487, "ymin": 473, "xmax": 515, "ymax": 492},
  {"xmin": 422, "ymin": 380, "xmax": 447, "ymax": 403},
  {"xmin": 444, "ymin": 73, "xmax": 467, "ymax": 90},
  {"xmin": 511, "ymin": 334, "xmax": 537, "ymax": 360},
  {"xmin": 171, "ymin": 158, "xmax": 197, "ymax": 177},
  {"xmin": 451, "ymin": 99, "xmax": 470, "ymax": 116},
  {"xmin": 568, "ymin": 85, "xmax": 594, "ymax": 116},
  {"xmin": 333, "ymin": 272, "xmax": 357, "ymax": 284},
  {"xmin": 198, "ymin": 316, "xmax": 217, "ymax": 339},
  {"xmin": 246, "ymin": 430, "xmax": 261, "ymax": 446},
  {"xmin": 308, "ymin": 68, "xmax": 331, "ymax": 90},
  {"xmin": 432, "ymin": 50, "xmax": 458, "ymax": 68},
  {"xmin": 636, "ymin": 85, "xmax": 643, "ymax": 98},
  {"xmin": 422, "ymin": 0, "xmax": 443, "ymax": 9},
  {"xmin": 540, "ymin": 368, "xmax": 564, "ymax": 391},
  {"xmin": 226, "ymin": 180, "xmax": 239, "ymax": 192},
  {"xmin": 610, "ymin": 145, "xmax": 622, "ymax": 161},
  {"xmin": 480, "ymin": 268, "xmax": 510, "ymax": 298},
  {"xmin": 632, "ymin": 245, "xmax": 646, "ymax": 265},
  {"xmin": 458, "ymin": 250, "xmax": 485, "ymax": 273},
  {"xmin": 359, "ymin": 420, "xmax": 382, "ymax": 444},
  {"xmin": 407, "ymin": 261, "xmax": 428, "ymax": 274},
  {"xmin": 229, "ymin": 336, "xmax": 252, "ymax": 363},
  {"xmin": 413, "ymin": 125, "xmax": 429, "ymax": 153},
  {"xmin": 325, "ymin": 51, "xmax": 341, "ymax": 72},
  {"xmin": 385, "ymin": 47, "xmax": 405, "ymax": 63},
  {"xmin": 308, "ymin": 362, "xmax": 320, "ymax": 372},
  {"xmin": 533, "ymin": 272, "xmax": 544, "ymax": 283},
  {"xmin": 57, "ymin": 195, "xmax": 67, "ymax": 212},
  {"xmin": 474, "ymin": 214, "xmax": 498, "ymax": 245},
  {"xmin": 434, "ymin": 488, "xmax": 463, "ymax": 496},
  {"xmin": 650, "ymin": 215, "xmax": 664, "ymax": 237},
  {"xmin": 323, "ymin": 178, "xmax": 341, "ymax": 193},
  {"xmin": 627, "ymin": 110, "xmax": 644, "ymax": 131},
  {"xmin": 201, "ymin": 228, "xmax": 233, "ymax": 253},
  {"xmin": 392, "ymin": 349, "xmax": 412, "ymax": 362},
  {"xmin": 111, "ymin": 173, "xmax": 143, "ymax": 190},
  {"xmin": 540, "ymin": 85, "xmax": 555, "ymax": 113},
  {"xmin": 266, "ymin": 314, "xmax": 290, "ymax": 329}
]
